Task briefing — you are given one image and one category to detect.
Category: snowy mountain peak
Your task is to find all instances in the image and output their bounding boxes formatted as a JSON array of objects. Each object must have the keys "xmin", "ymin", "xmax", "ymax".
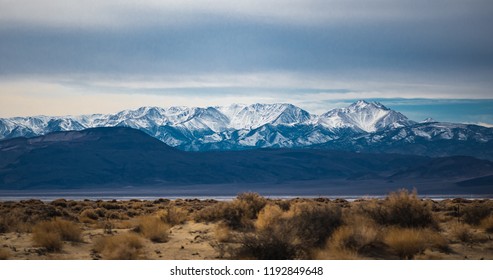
[
  {"xmin": 217, "ymin": 103, "xmax": 311, "ymax": 130},
  {"xmin": 6, "ymin": 101, "xmax": 490, "ymax": 153},
  {"xmin": 348, "ymin": 100, "xmax": 387, "ymax": 111},
  {"xmin": 319, "ymin": 100, "xmax": 412, "ymax": 133},
  {"xmin": 421, "ymin": 118, "xmax": 437, "ymax": 123}
]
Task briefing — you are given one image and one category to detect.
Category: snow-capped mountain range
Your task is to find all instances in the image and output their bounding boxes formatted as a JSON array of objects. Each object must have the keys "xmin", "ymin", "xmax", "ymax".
[{"xmin": 1, "ymin": 100, "xmax": 492, "ymax": 158}]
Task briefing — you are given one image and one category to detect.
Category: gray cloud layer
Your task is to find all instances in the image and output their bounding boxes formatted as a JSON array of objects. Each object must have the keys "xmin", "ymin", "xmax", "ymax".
[{"xmin": 0, "ymin": 0, "xmax": 492, "ymax": 101}]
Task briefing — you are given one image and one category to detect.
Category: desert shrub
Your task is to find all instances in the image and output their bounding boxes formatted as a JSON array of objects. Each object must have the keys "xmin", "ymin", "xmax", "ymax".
[
  {"xmin": 94, "ymin": 208, "xmax": 106, "ymax": 217},
  {"xmin": 215, "ymin": 222, "xmax": 232, "ymax": 242},
  {"xmin": 234, "ymin": 229, "xmax": 301, "ymax": 260},
  {"xmin": 450, "ymin": 222, "xmax": 474, "ymax": 243},
  {"xmin": 51, "ymin": 199, "xmax": 68, "ymax": 208},
  {"xmin": 0, "ymin": 213, "xmax": 30, "ymax": 233},
  {"xmin": 480, "ymin": 215, "xmax": 493, "ymax": 233},
  {"xmin": 232, "ymin": 204, "xmax": 301, "ymax": 259},
  {"xmin": 255, "ymin": 204, "xmax": 284, "ymax": 231},
  {"xmin": 236, "ymin": 192, "xmax": 267, "ymax": 219},
  {"xmin": 193, "ymin": 203, "xmax": 221, "ymax": 223},
  {"xmin": 362, "ymin": 189, "xmax": 436, "ymax": 228},
  {"xmin": 287, "ymin": 202, "xmax": 342, "ymax": 247},
  {"xmin": 32, "ymin": 219, "xmax": 82, "ymax": 252},
  {"xmin": 134, "ymin": 216, "xmax": 169, "ymax": 243},
  {"xmin": 273, "ymin": 200, "xmax": 291, "ymax": 211},
  {"xmin": 0, "ymin": 203, "xmax": 66, "ymax": 233},
  {"xmin": 424, "ymin": 230, "xmax": 450, "ymax": 252},
  {"xmin": 383, "ymin": 228, "xmax": 428, "ymax": 259},
  {"xmin": 194, "ymin": 201, "xmax": 253, "ymax": 230},
  {"xmin": 32, "ymin": 224, "xmax": 63, "ymax": 252},
  {"xmin": 327, "ymin": 216, "xmax": 378, "ymax": 253},
  {"xmin": 233, "ymin": 202, "xmax": 342, "ymax": 259},
  {"xmin": 55, "ymin": 219, "xmax": 83, "ymax": 242},
  {"xmin": 0, "ymin": 247, "xmax": 11, "ymax": 260},
  {"xmin": 100, "ymin": 201, "xmax": 123, "ymax": 210},
  {"xmin": 93, "ymin": 233, "xmax": 144, "ymax": 260},
  {"xmin": 32, "ymin": 231, "xmax": 62, "ymax": 252},
  {"xmin": 106, "ymin": 210, "xmax": 128, "ymax": 220},
  {"xmin": 79, "ymin": 208, "xmax": 99, "ymax": 222},
  {"xmin": 461, "ymin": 202, "xmax": 492, "ymax": 225},
  {"xmin": 0, "ymin": 214, "xmax": 16, "ymax": 233},
  {"xmin": 158, "ymin": 206, "xmax": 189, "ymax": 226}
]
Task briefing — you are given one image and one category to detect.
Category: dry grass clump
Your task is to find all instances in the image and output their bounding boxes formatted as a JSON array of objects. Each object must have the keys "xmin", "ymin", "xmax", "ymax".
[
  {"xmin": 314, "ymin": 214, "xmax": 379, "ymax": 260},
  {"xmin": 236, "ymin": 192, "xmax": 267, "ymax": 219},
  {"xmin": 158, "ymin": 205, "xmax": 188, "ymax": 226},
  {"xmin": 0, "ymin": 247, "xmax": 11, "ymax": 260},
  {"xmin": 0, "ymin": 213, "xmax": 21, "ymax": 233},
  {"xmin": 99, "ymin": 201, "xmax": 124, "ymax": 210},
  {"xmin": 133, "ymin": 216, "xmax": 170, "ymax": 243},
  {"xmin": 255, "ymin": 204, "xmax": 284, "ymax": 231},
  {"xmin": 287, "ymin": 202, "xmax": 342, "ymax": 247},
  {"xmin": 480, "ymin": 215, "xmax": 493, "ymax": 233},
  {"xmin": 79, "ymin": 208, "xmax": 99, "ymax": 223},
  {"xmin": 383, "ymin": 227, "xmax": 428, "ymax": 259},
  {"xmin": 424, "ymin": 230, "xmax": 450, "ymax": 252},
  {"xmin": 232, "ymin": 204, "xmax": 301, "ymax": 259},
  {"xmin": 0, "ymin": 204, "xmax": 62, "ymax": 233},
  {"xmin": 362, "ymin": 189, "xmax": 436, "ymax": 228},
  {"xmin": 55, "ymin": 219, "xmax": 83, "ymax": 242},
  {"xmin": 32, "ymin": 219, "xmax": 82, "ymax": 252},
  {"xmin": 235, "ymin": 229, "xmax": 301, "ymax": 260},
  {"xmin": 93, "ymin": 233, "xmax": 145, "ymax": 260},
  {"xmin": 449, "ymin": 222, "xmax": 474, "ymax": 243},
  {"xmin": 215, "ymin": 222, "xmax": 232, "ymax": 242},
  {"xmin": 461, "ymin": 202, "xmax": 492, "ymax": 225},
  {"xmin": 327, "ymin": 215, "xmax": 379, "ymax": 253},
  {"xmin": 194, "ymin": 193, "xmax": 266, "ymax": 230},
  {"xmin": 232, "ymin": 202, "xmax": 342, "ymax": 259}
]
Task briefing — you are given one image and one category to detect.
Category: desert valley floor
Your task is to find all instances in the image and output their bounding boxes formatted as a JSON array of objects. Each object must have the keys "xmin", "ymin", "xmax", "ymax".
[{"xmin": 1, "ymin": 191, "xmax": 493, "ymax": 260}]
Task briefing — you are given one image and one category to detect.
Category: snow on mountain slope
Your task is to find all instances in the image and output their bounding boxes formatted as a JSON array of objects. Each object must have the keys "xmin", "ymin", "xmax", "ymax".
[
  {"xmin": 318, "ymin": 100, "xmax": 414, "ymax": 132},
  {"xmin": 217, "ymin": 103, "xmax": 312, "ymax": 130},
  {"xmin": 1, "ymin": 101, "xmax": 491, "ymax": 154}
]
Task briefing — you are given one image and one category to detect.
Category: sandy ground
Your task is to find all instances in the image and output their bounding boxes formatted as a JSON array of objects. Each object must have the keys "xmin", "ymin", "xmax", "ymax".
[
  {"xmin": 2, "ymin": 221, "xmax": 493, "ymax": 260},
  {"xmin": 1, "ymin": 221, "xmax": 218, "ymax": 260}
]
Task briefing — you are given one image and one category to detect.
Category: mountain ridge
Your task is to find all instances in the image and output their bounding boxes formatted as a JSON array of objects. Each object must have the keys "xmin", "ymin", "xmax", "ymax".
[{"xmin": 1, "ymin": 100, "xmax": 492, "ymax": 160}]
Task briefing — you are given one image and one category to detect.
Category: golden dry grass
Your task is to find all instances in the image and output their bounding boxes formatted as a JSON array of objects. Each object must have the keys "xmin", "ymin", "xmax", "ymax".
[
  {"xmin": 194, "ymin": 193, "xmax": 267, "ymax": 230},
  {"xmin": 449, "ymin": 222, "xmax": 474, "ymax": 243},
  {"xmin": 480, "ymin": 215, "xmax": 493, "ymax": 233},
  {"xmin": 93, "ymin": 232, "xmax": 145, "ymax": 260},
  {"xmin": 158, "ymin": 206, "xmax": 188, "ymax": 226},
  {"xmin": 134, "ymin": 216, "xmax": 170, "ymax": 243},
  {"xmin": 361, "ymin": 189, "xmax": 436, "ymax": 228},
  {"xmin": 255, "ymin": 204, "xmax": 284, "ymax": 231},
  {"xmin": 328, "ymin": 217, "xmax": 378, "ymax": 252},
  {"xmin": 79, "ymin": 208, "xmax": 99, "ymax": 223},
  {"xmin": 214, "ymin": 222, "xmax": 232, "ymax": 242},
  {"xmin": 31, "ymin": 219, "xmax": 82, "ymax": 252},
  {"xmin": 383, "ymin": 227, "xmax": 428, "ymax": 259},
  {"xmin": 32, "ymin": 227, "xmax": 63, "ymax": 252},
  {"xmin": 461, "ymin": 202, "xmax": 493, "ymax": 225},
  {"xmin": 231, "ymin": 201, "xmax": 343, "ymax": 259},
  {"xmin": 314, "ymin": 214, "xmax": 378, "ymax": 260}
]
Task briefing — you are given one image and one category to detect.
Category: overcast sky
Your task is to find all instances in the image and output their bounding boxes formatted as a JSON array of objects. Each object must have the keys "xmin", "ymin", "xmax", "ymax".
[{"xmin": 0, "ymin": 0, "xmax": 492, "ymax": 124}]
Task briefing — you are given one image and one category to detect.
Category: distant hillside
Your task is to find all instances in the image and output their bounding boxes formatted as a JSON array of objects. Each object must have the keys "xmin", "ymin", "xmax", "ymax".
[{"xmin": 1, "ymin": 127, "xmax": 493, "ymax": 191}]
